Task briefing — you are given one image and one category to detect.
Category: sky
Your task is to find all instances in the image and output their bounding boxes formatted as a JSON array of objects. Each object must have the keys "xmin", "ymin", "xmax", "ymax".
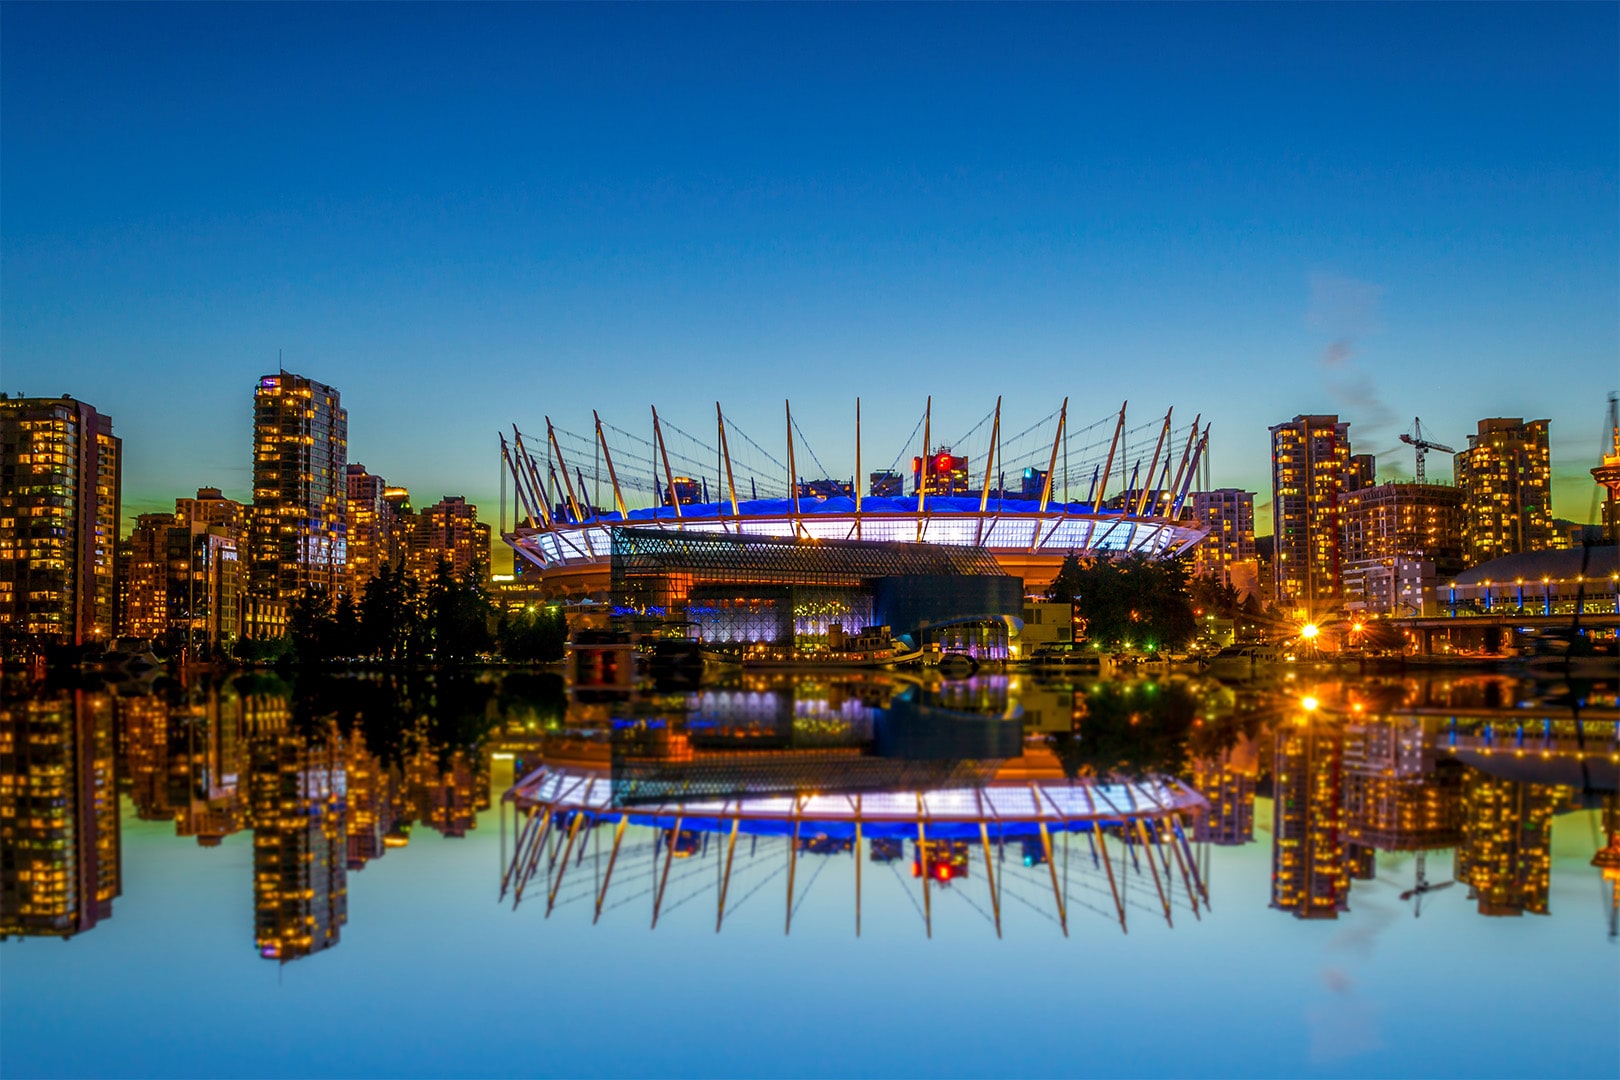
[{"xmin": 3, "ymin": 3, "xmax": 1616, "ymax": 567}]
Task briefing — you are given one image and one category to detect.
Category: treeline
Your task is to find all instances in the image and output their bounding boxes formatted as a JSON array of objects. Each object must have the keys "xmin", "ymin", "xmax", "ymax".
[
  {"xmin": 1048, "ymin": 553, "xmax": 1198, "ymax": 652},
  {"xmin": 237, "ymin": 561, "xmax": 568, "ymax": 666}
]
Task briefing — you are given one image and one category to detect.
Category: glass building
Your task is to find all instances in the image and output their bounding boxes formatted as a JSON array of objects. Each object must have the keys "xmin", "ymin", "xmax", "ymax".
[{"xmin": 251, "ymin": 373, "xmax": 348, "ymax": 600}]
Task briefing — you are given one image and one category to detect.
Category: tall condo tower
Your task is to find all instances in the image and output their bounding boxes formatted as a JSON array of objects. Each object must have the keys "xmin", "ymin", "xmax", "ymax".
[
  {"xmin": 251, "ymin": 373, "xmax": 348, "ymax": 600},
  {"xmin": 1269, "ymin": 414, "xmax": 1366, "ymax": 617},
  {"xmin": 1454, "ymin": 418, "xmax": 1553, "ymax": 567},
  {"xmin": 0, "ymin": 394, "xmax": 122, "ymax": 644}
]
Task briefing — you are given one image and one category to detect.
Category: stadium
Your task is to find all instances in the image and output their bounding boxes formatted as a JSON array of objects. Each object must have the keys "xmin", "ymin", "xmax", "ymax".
[{"xmin": 501, "ymin": 397, "xmax": 1211, "ymax": 597}]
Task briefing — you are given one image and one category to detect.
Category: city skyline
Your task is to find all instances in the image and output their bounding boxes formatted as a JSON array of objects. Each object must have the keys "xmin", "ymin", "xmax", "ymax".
[{"xmin": 2, "ymin": 3, "xmax": 1615, "ymax": 563}]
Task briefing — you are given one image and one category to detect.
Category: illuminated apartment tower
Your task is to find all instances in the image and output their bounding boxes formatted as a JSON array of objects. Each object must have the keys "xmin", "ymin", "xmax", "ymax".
[
  {"xmin": 0, "ymin": 691, "xmax": 121, "ymax": 938},
  {"xmin": 250, "ymin": 729, "xmax": 348, "ymax": 962},
  {"xmin": 250, "ymin": 373, "xmax": 348, "ymax": 600},
  {"xmin": 1270, "ymin": 720, "xmax": 1350, "ymax": 918},
  {"xmin": 1455, "ymin": 770, "xmax": 1562, "ymax": 917},
  {"xmin": 345, "ymin": 464, "xmax": 391, "ymax": 598},
  {"xmin": 1454, "ymin": 418, "xmax": 1553, "ymax": 566},
  {"xmin": 403, "ymin": 495, "xmax": 491, "ymax": 586},
  {"xmin": 122, "ymin": 490, "xmax": 249, "ymax": 650},
  {"xmin": 1338, "ymin": 483, "xmax": 1464, "ymax": 615},
  {"xmin": 0, "ymin": 395, "xmax": 121, "ymax": 644},
  {"xmin": 1190, "ymin": 489, "xmax": 1258, "ymax": 592},
  {"xmin": 1270, "ymin": 415, "xmax": 1365, "ymax": 616}
]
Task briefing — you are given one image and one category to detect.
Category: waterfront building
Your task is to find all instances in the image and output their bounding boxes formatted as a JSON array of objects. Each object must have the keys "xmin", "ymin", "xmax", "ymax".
[
  {"xmin": 122, "ymin": 491, "xmax": 250, "ymax": 651},
  {"xmin": 0, "ymin": 394, "xmax": 121, "ymax": 645},
  {"xmin": 403, "ymin": 495, "xmax": 491, "ymax": 586},
  {"xmin": 345, "ymin": 464, "xmax": 391, "ymax": 597},
  {"xmin": 1271, "ymin": 720, "xmax": 1350, "ymax": 918},
  {"xmin": 1269, "ymin": 414, "xmax": 1362, "ymax": 617},
  {"xmin": 505, "ymin": 400, "xmax": 1209, "ymax": 598},
  {"xmin": 250, "ymin": 729, "xmax": 348, "ymax": 962},
  {"xmin": 612, "ymin": 526, "xmax": 1022, "ymax": 658},
  {"xmin": 250, "ymin": 372, "xmax": 348, "ymax": 601},
  {"xmin": 123, "ymin": 513, "xmax": 177, "ymax": 640},
  {"xmin": 1444, "ymin": 546, "xmax": 1620, "ymax": 617},
  {"xmin": 1339, "ymin": 482, "xmax": 1464, "ymax": 616},
  {"xmin": 1454, "ymin": 418, "xmax": 1554, "ymax": 566},
  {"xmin": 1189, "ymin": 489, "xmax": 1257, "ymax": 592},
  {"xmin": 0, "ymin": 690, "xmax": 121, "ymax": 938}
]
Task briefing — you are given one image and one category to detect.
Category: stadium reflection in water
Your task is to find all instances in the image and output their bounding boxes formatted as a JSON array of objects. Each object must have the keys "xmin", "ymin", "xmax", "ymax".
[{"xmin": 4, "ymin": 669, "xmax": 1617, "ymax": 955}]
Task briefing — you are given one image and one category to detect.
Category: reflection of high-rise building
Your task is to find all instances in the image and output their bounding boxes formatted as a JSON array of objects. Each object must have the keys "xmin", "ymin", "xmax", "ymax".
[
  {"xmin": 0, "ymin": 395, "xmax": 122, "ymax": 645},
  {"xmin": 250, "ymin": 372, "xmax": 348, "ymax": 600},
  {"xmin": 405, "ymin": 742, "xmax": 482, "ymax": 838},
  {"xmin": 1455, "ymin": 418, "xmax": 1554, "ymax": 566},
  {"xmin": 1343, "ymin": 719, "xmax": 1462, "ymax": 852},
  {"xmin": 344, "ymin": 730, "xmax": 396, "ymax": 870},
  {"xmin": 1455, "ymin": 770, "xmax": 1561, "ymax": 917},
  {"xmin": 1190, "ymin": 489, "xmax": 1257, "ymax": 594},
  {"xmin": 1191, "ymin": 739, "xmax": 1258, "ymax": 845},
  {"xmin": 250, "ymin": 731, "xmax": 348, "ymax": 961},
  {"xmin": 120, "ymin": 694, "xmax": 174, "ymax": 823},
  {"xmin": 0, "ymin": 691, "xmax": 121, "ymax": 938},
  {"xmin": 1270, "ymin": 415, "xmax": 1359, "ymax": 615},
  {"xmin": 1271, "ymin": 721, "xmax": 1350, "ymax": 918}
]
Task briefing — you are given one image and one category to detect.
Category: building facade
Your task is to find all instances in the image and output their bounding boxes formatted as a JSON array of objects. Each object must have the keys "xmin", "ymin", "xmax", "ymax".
[
  {"xmin": 345, "ymin": 464, "xmax": 392, "ymax": 597},
  {"xmin": 1190, "ymin": 489, "xmax": 1257, "ymax": 592},
  {"xmin": 122, "ymin": 490, "xmax": 250, "ymax": 651},
  {"xmin": 1339, "ymin": 482, "xmax": 1464, "ymax": 616},
  {"xmin": 0, "ymin": 395, "xmax": 122, "ymax": 645},
  {"xmin": 403, "ymin": 495, "xmax": 490, "ymax": 586},
  {"xmin": 1454, "ymin": 418, "xmax": 1553, "ymax": 567},
  {"xmin": 250, "ymin": 373, "xmax": 348, "ymax": 600},
  {"xmin": 1270, "ymin": 414, "xmax": 1365, "ymax": 617}
]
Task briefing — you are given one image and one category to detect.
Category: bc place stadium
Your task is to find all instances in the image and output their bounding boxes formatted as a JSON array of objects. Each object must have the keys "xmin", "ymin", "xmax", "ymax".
[
  {"xmin": 500, "ymin": 397, "xmax": 1211, "ymax": 598},
  {"xmin": 498, "ymin": 401, "xmax": 1211, "ymax": 663}
]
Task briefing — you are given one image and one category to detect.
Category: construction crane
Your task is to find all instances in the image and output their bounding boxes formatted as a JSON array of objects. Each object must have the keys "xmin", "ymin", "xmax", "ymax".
[{"xmin": 1400, "ymin": 417, "xmax": 1455, "ymax": 484}]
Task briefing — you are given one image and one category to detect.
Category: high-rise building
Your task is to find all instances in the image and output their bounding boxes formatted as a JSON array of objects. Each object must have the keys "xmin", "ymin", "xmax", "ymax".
[
  {"xmin": 1454, "ymin": 418, "xmax": 1553, "ymax": 566},
  {"xmin": 0, "ymin": 690, "xmax": 121, "ymax": 938},
  {"xmin": 0, "ymin": 395, "xmax": 122, "ymax": 645},
  {"xmin": 1190, "ymin": 489, "xmax": 1257, "ymax": 592},
  {"xmin": 345, "ymin": 464, "xmax": 391, "ymax": 598},
  {"xmin": 122, "ymin": 490, "xmax": 249, "ymax": 651},
  {"xmin": 1271, "ymin": 720, "xmax": 1350, "ymax": 918},
  {"xmin": 1339, "ymin": 483, "xmax": 1465, "ymax": 616},
  {"xmin": 250, "ymin": 373, "xmax": 348, "ymax": 601},
  {"xmin": 403, "ymin": 495, "xmax": 491, "ymax": 586},
  {"xmin": 1270, "ymin": 415, "xmax": 1359, "ymax": 616}
]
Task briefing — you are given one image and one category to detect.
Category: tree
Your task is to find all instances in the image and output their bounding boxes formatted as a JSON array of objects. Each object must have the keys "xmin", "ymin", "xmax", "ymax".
[
  {"xmin": 425, "ymin": 559, "xmax": 493, "ymax": 663},
  {"xmin": 1061, "ymin": 553, "xmax": 1197, "ymax": 652},
  {"xmin": 497, "ymin": 604, "xmax": 568, "ymax": 663},
  {"xmin": 289, "ymin": 587, "xmax": 334, "ymax": 666}
]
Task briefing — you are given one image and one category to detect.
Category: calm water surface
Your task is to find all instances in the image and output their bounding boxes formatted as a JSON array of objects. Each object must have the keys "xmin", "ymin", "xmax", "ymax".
[{"xmin": 2, "ymin": 668, "xmax": 1616, "ymax": 1079}]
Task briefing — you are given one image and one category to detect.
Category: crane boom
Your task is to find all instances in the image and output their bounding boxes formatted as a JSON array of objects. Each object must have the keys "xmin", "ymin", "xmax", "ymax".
[{"xmin": 1399, "ymin": 416, "xmax": 1455, "ymax": 483}]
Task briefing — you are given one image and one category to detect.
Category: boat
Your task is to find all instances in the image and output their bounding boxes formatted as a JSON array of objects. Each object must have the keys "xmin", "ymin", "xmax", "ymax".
[
  {"xmin": 83, "ymin": 637, "xmax": 164, "ymax": 674},
  {"xmin": 1207, "ymin": 643, "xmax": 1282, "ymax": 676},
  {"xmin": 1021, "ymin": 646, "xmax": 1103, "ymax": 671}
]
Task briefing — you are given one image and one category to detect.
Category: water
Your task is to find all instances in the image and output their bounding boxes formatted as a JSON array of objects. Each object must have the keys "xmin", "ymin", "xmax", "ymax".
[{"xmin": 2, "ymin": 668, "xmax": 1616, "ymax": 1079}]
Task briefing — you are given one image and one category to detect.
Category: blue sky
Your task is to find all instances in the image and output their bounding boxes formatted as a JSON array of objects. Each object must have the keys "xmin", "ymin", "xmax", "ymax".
[{"xmin": 3, "ymin": 3, "xmax": 1615, "ymax": 563}]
